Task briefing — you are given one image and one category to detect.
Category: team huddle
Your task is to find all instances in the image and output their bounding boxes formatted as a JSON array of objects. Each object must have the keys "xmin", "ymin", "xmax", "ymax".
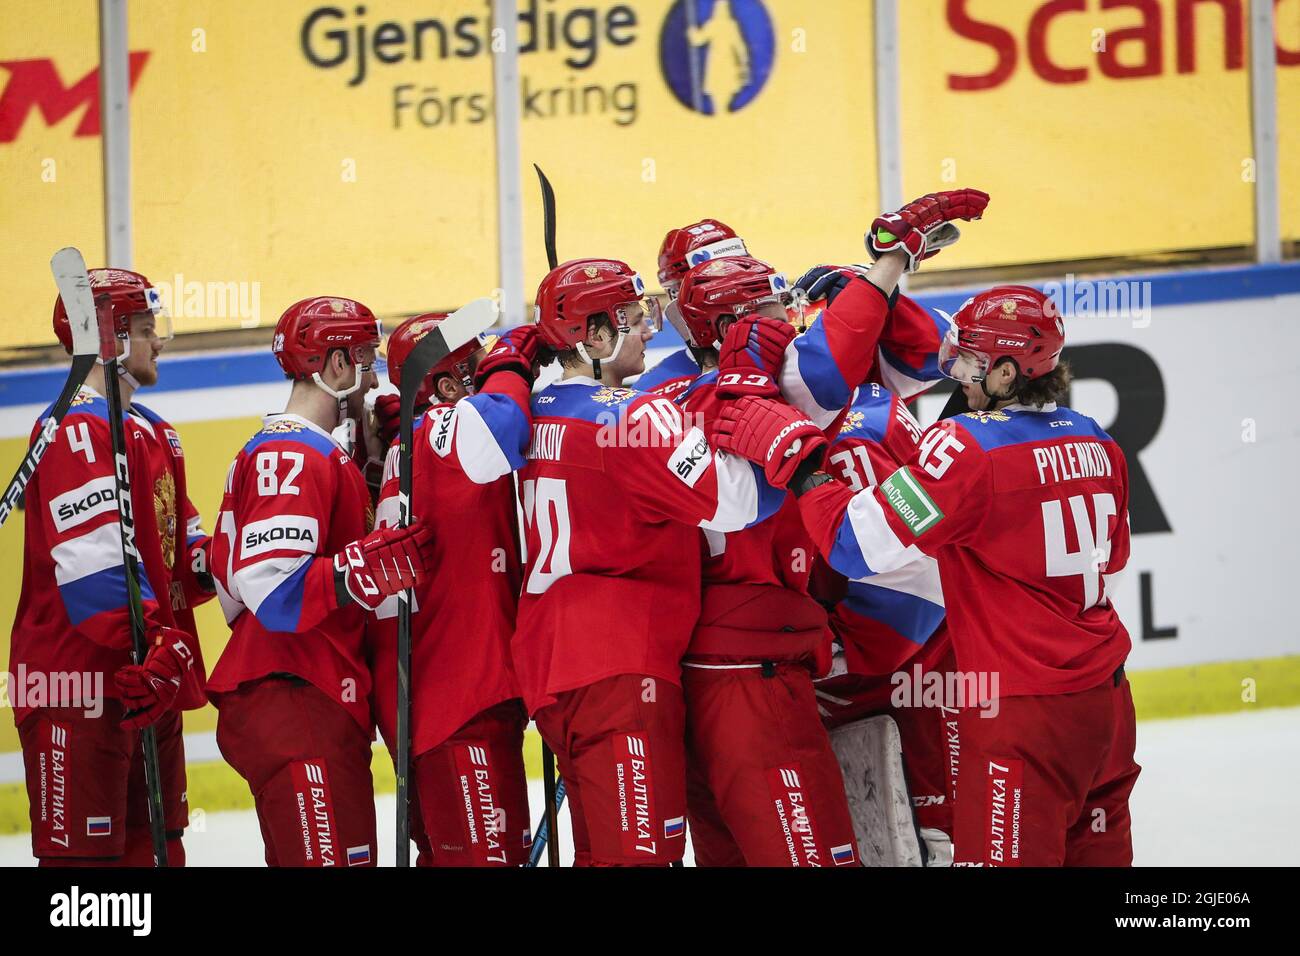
[{"xmin": 11, "ymin": 188, "xmax": 1141, "ymax": 867}]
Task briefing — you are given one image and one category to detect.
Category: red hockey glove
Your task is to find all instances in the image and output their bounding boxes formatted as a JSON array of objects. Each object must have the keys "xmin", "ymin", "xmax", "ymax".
[
  {"xmin": 333, "ymin": 523, "xmax": 434, "ymax": 611},
  {"xmin": 113, "ymin": 627, "xmax": 196, "ymax": 729},
  {"xmin": 716, "ymin": 316, "xmax": 799, "ymax": 399},
  {"xmin": 866, "ymin": 188, "xmax": 990, "ymax": 274},
  {"xmin": 473, "ymin": 324, "xmax": 543, "ymax": 391},
  {"xmin": 714, "ymin": 397, "xmax": 828, "ymax": 489},
  {"xmin": 373, "ymin": 392, "xmax": 401, "ymax": 449}
]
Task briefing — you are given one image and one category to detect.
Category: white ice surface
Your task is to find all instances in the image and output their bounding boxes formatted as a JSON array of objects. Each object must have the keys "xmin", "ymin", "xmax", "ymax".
[{"xmin": 2, "ymin": 706, "xmax": 1296, "ymax": 866}]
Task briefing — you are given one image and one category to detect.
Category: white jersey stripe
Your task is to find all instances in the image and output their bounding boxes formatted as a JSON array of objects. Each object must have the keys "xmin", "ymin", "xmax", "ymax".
[
  {"xmin": 51, "ymin": 523, "xmax": 125, "ymax": 586},
  {"xmin": 699, "ymin": 450, "xmax": 759, "ymax": 532},
  {"xmin": 844, "ymin": 490, "xmax": 927, "ymax": 575}
]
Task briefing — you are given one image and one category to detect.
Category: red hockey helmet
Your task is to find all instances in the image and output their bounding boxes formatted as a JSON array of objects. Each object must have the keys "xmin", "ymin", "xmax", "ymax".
[
  {"xmin": 677, "ymin": 256, "xmax": 798, "ymax": 349},
  {"xmin": 385, "ymin": 312, "xmax": 484, "ymax": 406},
  {"xmin": 533, "ymin": 258, "xmax": 659, "ymax": 351},
  {"xmin": 52, "ymin": 267, "xmax": 169, "ymax": 353},
  {"xmin": 273, "ymin": 296, "xmax": 382, "ymax": 397},
  {"xmin": 938, "ymin": 285, "xmax": 1064, "ymax": 384},
  {"xmin": 657, "ymin": 219, "xmax": 748, "ymax": 293}
]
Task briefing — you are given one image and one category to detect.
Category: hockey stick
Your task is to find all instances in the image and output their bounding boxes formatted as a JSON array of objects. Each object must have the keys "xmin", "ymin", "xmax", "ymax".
[
  {"xmin": 51, "ymin": 249, "xmax": 169, "ymax": 866},
  {"xmin": 532, "ymin": 163, "xmax": 565, "ymax": 869},
  {"xmin": 394, "ymin": 296, "xmax": 498, "ymax": 867},
  {"xmin": 0, "ymin": 250, "xmax": 104, "ymax": 531},
  {"xmin": 526, "ymin": 774, "xmax": 566, "ymax": 867}
]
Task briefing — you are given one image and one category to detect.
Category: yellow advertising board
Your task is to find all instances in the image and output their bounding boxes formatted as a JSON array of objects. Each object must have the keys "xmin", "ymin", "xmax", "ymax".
[
  {"xmin": 1278, "ymin": 0, "xmax": 1300, "ymax": 244},
  {"xmin": 898, "ymin": 0, "xmax": 1270, "ymax": 269},
  {"xmin": 0, "ymin": 4, "xmax": 106, "ymax": 352},
  {"xmin": 123, "ymin": 0, "xmax": 879, "ymax": 339},
  {"xmin": 3, "ymin": 0, "xmax": 1297, "ymax": 351}
]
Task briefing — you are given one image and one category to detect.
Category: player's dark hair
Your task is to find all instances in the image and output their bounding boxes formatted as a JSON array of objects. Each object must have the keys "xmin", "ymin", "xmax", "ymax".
[
  {"xmin": 1012, "ymin": 359, "xmax": 1072, "ymax": 407},
  {"xmin": 557, "ymin": 312, "xmax": 615, "ymax": 369}
]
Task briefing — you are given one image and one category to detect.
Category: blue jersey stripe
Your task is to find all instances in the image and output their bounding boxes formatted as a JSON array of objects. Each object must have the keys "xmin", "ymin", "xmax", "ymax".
[
  {"xmin": 467, "ymin": 391, "xmax": 532, "ymax": 470},
  {"xmin": 790, "ymin": 319, "xmax": 851, "ymax": 413},
  {"xmin": 749, "ymin": 461, "xmax": 787, "ymax": 526},
  {"xmin": 251, "ymin": 559, "xmax": 314, "ymax": 633},
  {"xmin": 59, "ymin": 563, "xmax": 157, "ymax": 626},
  {"xmin": 842, "ymin": 581, "xmax": 945, "ymax": 647},
  {"xmin": 828, "ymin": 516, "xmax": 873, "ymax": 580}
]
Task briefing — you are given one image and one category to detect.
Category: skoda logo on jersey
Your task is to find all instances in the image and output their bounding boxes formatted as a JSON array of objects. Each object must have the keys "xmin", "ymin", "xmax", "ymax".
[{"xmin": 660, "ymin": 0, "xmax": 776, "ymax": 116}]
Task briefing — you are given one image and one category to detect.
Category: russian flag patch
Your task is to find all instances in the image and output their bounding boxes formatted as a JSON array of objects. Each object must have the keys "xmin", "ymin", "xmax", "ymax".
[
  {"xmin": 664, "ymin": 816, "xmax": 685, "ymax": 839},
  {"xmin": 522, "ymin": 829, "xmax": 533, "ymax": 848},
  {"xmin": 86, "ymin": 816, "xmax": 112, "ymax": 837},
  {"xmin": 831, "ymin": 843, "xmax": 856, "ymax": 866},
  {"xmin": 346, "ymin": 845, "xmax": 371, "ymax": 866}
]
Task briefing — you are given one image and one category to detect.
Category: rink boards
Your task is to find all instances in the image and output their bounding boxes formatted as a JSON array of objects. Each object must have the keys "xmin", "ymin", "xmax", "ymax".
[{"xmin": 1, "ymin": 263, "xmax": 1298, "ymax": 830}]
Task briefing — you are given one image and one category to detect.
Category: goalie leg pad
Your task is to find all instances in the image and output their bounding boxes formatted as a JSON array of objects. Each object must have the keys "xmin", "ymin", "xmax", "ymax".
[{"xmin": 829, "ymin": 713, "xmax": 925, "ymax": 867}]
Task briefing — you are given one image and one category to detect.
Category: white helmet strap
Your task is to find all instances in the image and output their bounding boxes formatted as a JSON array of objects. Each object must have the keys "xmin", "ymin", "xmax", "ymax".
[{"xmin": 576, "ymin": 326, "xmax": 629, "ymax": 381}]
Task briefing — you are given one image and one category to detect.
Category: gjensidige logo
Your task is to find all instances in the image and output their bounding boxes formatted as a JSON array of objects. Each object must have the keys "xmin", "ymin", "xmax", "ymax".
[{"xmin": 659, "ymin": 0, "xmax": 775, "ymax": 115}]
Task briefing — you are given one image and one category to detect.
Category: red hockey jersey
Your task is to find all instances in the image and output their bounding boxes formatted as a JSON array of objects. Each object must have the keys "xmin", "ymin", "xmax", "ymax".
[
  {"xmin": 812, "ymin": 383, "xmax": 947, "ymax": 677},
  {"xmin": 10, "ymin": 386, "xmax": 210, "ymax": 722},
  {"xmin": 800, "ymin": 402, "xmax": 1132, "ymax": 698},
  {"xmin": 208, "ymin": 414, "xmax": 374, "ymax": 731},
  {"xmin": 367, "ymin": 406, "xmax": 524, "ymax": 756},
  {"xmin": 512, "ymin": 377, "xmax": 783, "ymax": 712}
]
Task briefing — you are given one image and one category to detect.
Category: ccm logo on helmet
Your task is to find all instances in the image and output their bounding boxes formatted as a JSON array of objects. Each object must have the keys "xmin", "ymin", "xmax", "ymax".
[
  {"xmin": 240, "ymin": 515, "xmax": 320, "ymax": 558},
  {"xmin": 49, "ymin": 476, "xmax": 119, "ymax": 532}
]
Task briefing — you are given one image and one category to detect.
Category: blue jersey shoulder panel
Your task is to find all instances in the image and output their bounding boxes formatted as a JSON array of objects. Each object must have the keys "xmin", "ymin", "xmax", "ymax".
[
  {"xmin": 954, "ymin": 405, "xmax": 1110, "ymax": 453},
  {"xmin": 531, "ymin": 381, "xmax": 640, "ymax": 424},
  {"xmin": 635, "ymin": 347, "xmax": 699, "ymax": 391},
  {"xmin": 243, "ymin": 422, "xmax": 340, "ymax": 460},
  {"xmin": 835, "ymin": 384, "xmax": 894, "ymax": 445}
]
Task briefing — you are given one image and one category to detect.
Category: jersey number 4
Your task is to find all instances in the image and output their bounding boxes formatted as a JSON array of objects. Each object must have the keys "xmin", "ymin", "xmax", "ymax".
[
  {"xmin": 521, "ymin": 477, "xmax": 571, "ymax": 595},
  {"xmin": 1042, "ymin": 492, "xmax": 1117, "ymax": 610}
]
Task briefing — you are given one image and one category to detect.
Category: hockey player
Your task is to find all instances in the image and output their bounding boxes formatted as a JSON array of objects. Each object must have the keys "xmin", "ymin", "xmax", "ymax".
[
  {"xmin": 717, "ymin": 267, "xmax": 1141, "ymax": 866},
  {"xmin": 809, "ymin": 381, "xmax": 954, "ymax": 865},
  {"xmin": 515, "ymin": 256, "xmax": 805, "ymax": 866},
  {"xmin": 658, "ymin": 189, "xmax": 986, "ymax": 866},
  {"xmin": 366, "ymin": 314, "xmax": 531, "ymax": 866},
  {"xmin": 12, "ymin": 268, "xmax": 211, "ymax": 866},
  {"xmin": 669, "ymin": 255, "xmax": 863, "ymax": 866},
  {"xmin": 638, "ymin": 219, "xmax": 749, "ymax": 396},
  {"xmin": 207, "ymin": 296, "xmax": 436, "ymax": 867}
]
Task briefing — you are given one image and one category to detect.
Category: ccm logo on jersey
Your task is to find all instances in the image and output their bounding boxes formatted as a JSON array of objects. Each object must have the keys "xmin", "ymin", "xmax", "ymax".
[
  {"xmin": 427, "ymin": 406, "xmax": 457, "ymax": 458},
  {"xmin": 240, "ymin": 515, "xmax": 320, "ymax": 558},
  {"xmin": 667, "ymin": 427, "xmax": 712, "ymax": 487},
  {"xmin": 49, "ymin": 476, "xmax": 118, "ymax": 532}
]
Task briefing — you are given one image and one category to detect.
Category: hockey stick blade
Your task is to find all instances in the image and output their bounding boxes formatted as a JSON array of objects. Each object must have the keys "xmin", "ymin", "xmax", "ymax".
[
  {"xmin": 534, "ymin": 164, "xmax": 559, "ymax": 271},
  {"xmin": 50, "ymin": 247, "xmax": 100, "ymax": 357},
  {"xmin": 397, "ymin": 297, "xmax": 498, "ymax": 433},
  {"xmin": 0, "ymin": 251, "xmax": 103, "ymax": 531}
]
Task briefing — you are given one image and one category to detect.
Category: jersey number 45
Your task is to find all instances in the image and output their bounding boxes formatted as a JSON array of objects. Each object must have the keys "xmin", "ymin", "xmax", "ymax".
[{"xmin": 1042, "ymin": 492, "xmax": 1117, "ymax": 611}]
